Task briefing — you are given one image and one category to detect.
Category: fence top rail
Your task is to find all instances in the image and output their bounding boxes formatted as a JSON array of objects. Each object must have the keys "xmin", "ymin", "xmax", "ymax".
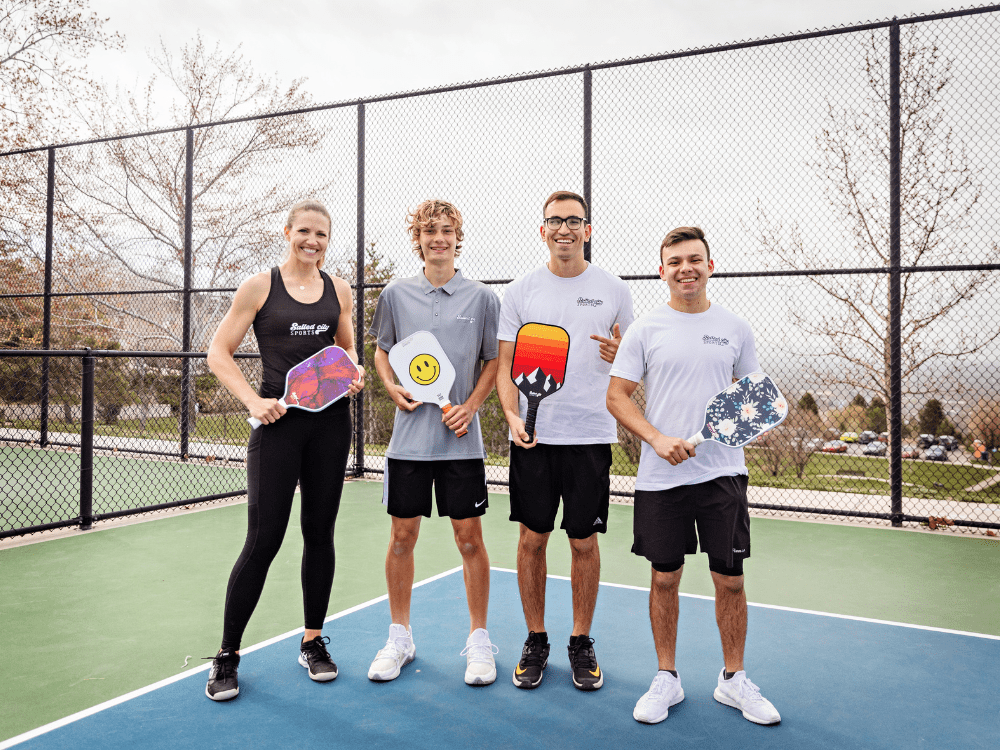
[
  {"xmin": 0, "ymin": 349, "xmax": 259, "ymax": 359},
  {"xmin": 1, "ymin": 4, "xmax": 997, "ymax": 158}
]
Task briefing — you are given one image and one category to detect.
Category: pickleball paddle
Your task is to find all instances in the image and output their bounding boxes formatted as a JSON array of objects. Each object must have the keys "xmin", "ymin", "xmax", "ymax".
[
  {"xmin": 511, "ymin": 322, "xmax": 570, "ymax": 440},
  {"xmin": 687, "ymin": 372, "xmax": 788, "ymax": 448},
  {"xmin": 388, "ymin": 330, "xmax": 466, "ymax": 437},
  {"xmin": 247, "ymin": 345, "xmax": 359, "ymax": 429}
]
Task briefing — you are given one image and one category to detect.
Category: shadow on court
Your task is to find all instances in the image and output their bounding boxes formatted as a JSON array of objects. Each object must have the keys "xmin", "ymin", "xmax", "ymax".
[{"xmin": 7, "ymin": 569, "xmax": 998, "ymax": 749}]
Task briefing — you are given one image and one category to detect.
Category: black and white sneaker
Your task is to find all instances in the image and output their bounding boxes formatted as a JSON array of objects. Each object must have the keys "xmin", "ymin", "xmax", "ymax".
[
  {"xmin": 299, "ymin": 635, "xmax": 338, "ymax": 682},
  {"xmin": 568, "ymin": 634, "xmax": 603, "ymax": 691},
  {"xmin": 205, "ymin": 650, "xmax": 240, "ymax": 701},
  {"xmin": 512, "ymin": 631, "xmax": 550, "ymax": 689}
]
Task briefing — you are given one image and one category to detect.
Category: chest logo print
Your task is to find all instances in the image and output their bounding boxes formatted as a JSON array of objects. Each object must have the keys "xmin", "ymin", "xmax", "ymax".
[{"xmin": 702, "ymin": 335, "xmax": 729, "ymax": 347}]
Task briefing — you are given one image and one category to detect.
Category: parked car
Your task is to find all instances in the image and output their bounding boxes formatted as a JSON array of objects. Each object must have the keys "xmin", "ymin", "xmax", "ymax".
[
  {"xmin": 878, "ymin": 432, "xmax": 889, "ymax": 443},
  {"xmin": 821, "ymin": 440, "xmax": 849, "ymax": 453},
  {"xmin": 937, "ymin": 435, "xmax": 958, "ymax": 451},
  {"xmin": 862, "ymin": 442, "xmax": 887, "ymax": 456},
  {"xmin": 806, "ymin": 438, "xmax": 825, "ymax": 452},
  {"xmin": 901, "ymin": 448, "xmax": 921, "ymax": 459},
  {"xmin": 917, "ymin": 434, "xmax": 937, "ymax": 448},
  {"xmin": 858, "ymin": 431, "xmax": 878, "ymax": 444},
  {"xmin": 840, "ymin": 432, "xmax": 859, "ymax": 443},
  {"xmin": 925, "ymin": 445, "xmax": 947, "ymax": 461}
]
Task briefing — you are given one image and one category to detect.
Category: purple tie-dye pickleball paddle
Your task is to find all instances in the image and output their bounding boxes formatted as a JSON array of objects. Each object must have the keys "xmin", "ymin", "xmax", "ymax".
[
  {"xmin": 248, "ymin": 345, "xmax": 359, "ymax": 429},
  {"xmin": 687, "ymin": 372, "xmax": 788, "ymax": 448}
]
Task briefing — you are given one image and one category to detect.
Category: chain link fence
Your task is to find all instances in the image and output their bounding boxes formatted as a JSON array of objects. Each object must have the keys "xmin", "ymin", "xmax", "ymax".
[{"xmin": 2, "ymin": 7, "xmax": 999, "ymax": 538}]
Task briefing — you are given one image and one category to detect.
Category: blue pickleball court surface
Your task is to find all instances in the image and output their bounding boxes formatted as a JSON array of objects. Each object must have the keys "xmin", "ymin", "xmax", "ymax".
[{"xmin": 8, "ymin": 568, "xmax": 999, "ymax": 749}]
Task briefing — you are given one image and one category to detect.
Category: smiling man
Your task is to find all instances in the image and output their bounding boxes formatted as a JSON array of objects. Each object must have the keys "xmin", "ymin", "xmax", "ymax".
[
  {"xmin": 368, "ymin": 199, "xmax": 501, "ymax": 686},
  {"xmin": 606, "ymin": 226, "xmax": 780, "ymax": 726},
  {"xmin": 497, "ymin": 190, "xmax": 634, "ymax": 691}
]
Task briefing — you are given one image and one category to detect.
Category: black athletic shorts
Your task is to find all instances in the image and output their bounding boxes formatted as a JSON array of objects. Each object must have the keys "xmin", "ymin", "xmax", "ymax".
[
  {"xmin": 383, "ymin": 458, "xmax": 488, "ymax": 520},
  {"xmin": 508, "ymin": 442, "xmax": 611, "ymax": 539},
  {"xmin": 632, "ymin": 475, "xmax": 750, "ymax": 568}
]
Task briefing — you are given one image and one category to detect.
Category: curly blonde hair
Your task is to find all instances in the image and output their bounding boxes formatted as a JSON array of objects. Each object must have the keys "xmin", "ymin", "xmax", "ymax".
[{"xmin": 406, "ymin": 199, "xmax": 464, "ymax": 260}]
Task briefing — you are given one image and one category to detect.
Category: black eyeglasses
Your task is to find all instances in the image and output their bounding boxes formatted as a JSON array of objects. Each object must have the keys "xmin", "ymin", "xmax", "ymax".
[{"xmin": 543, "ymin": 216, "xmax": 587, "ymax": 231}]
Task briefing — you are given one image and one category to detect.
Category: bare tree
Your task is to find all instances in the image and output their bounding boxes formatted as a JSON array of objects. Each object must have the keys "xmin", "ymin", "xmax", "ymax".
[
  {"xmin": 1, "ymin": 0, "xmax": 122, "ymax": 150},
  {"xmin": 58, "ymin": 34, "xmax": 333, "ymax": 354},
  {"xmin": 756, "ymin": 29, "xmax": 1000, "ymax": 440}
]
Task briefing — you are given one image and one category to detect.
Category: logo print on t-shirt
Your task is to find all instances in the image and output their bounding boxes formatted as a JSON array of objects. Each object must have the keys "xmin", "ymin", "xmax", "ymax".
[
  {"xmin": 702, "ymin": 335, "xmax": 729, "ymax": 347},
  {"xmin": 289, "ymin": 323, "xmax": 330, "ymax": 336},
  {"xmin": 577, "ymin": 297, "xmax": 604, "ymax": 307}
]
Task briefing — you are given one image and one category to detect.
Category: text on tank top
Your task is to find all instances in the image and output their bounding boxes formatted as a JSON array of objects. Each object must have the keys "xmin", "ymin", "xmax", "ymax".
[{"xmin": 253, "ymin": 267, "xmax": 344, "ymax": 402}]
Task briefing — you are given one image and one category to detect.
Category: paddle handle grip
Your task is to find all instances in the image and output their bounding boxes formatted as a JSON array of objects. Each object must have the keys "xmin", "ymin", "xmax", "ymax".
[
  {"xmin": 687, "ymin": 431, "xmax": 706, "ymax": 447},
  {"xmin": 247, "ymin": 397, "xmax": 287, "ymax": 430},
  {"xmin": 523, "ymin": 400, "xmax": 539, "ymax": 442},
  {"xmin": 441, "ymin": 403, "xmax": 467, "ymax": 438}
]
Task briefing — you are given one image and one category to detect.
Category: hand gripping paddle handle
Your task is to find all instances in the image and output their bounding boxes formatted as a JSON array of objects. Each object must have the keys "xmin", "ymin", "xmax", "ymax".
[
  {"xmin": 523, "ymin": 401, "xmax": 539, "ymax": 442},
  {"xmin": 441, "ymin": 403, "xmax": 467, "ymax": 438},
  {"xmin": 247, "ymin": 397, "xmax": 287, "ymax": 430}
]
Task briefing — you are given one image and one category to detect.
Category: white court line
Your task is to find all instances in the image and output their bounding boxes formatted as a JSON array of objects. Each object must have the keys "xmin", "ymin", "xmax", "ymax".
[
  {"xmin": 0, "ymin": 567, "xmax": 464, "ymax": 750},
  {"xmin": 490, "ymin": 566, "xmax": 1000, "ymax": 642}
]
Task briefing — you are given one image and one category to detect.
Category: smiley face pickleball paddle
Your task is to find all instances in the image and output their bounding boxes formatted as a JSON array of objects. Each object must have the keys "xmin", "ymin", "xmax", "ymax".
[
  {"xmin": 511, "ymin": 322, "xmax": 570, "ymax": 440},
  {"xmin": 687, "ymin": 372, "xmax": 788, "ymax": 448},
  {"xmin": 248, "ymin": 345, "xmax": 359, "ymax": 429},
  {"xmin": 388, "ymin": 330, "xmax": 466, "ymax": 438}
]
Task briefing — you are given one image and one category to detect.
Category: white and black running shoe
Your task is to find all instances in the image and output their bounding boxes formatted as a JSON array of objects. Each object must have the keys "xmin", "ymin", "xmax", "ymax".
[
  {"xmin": 205, "ymin": 650, "xmax": 240, "ymax": 701},
  {"xmin": 299, "ymin": 635, "xmax": 339, "ymax": 682}
]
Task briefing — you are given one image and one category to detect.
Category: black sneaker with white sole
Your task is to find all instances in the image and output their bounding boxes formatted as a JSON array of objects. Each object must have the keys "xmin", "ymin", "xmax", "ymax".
[
  {"xmin": 205, "ymin": 650, "xmax": 240, "ymax": 701},
  {"xmin": 568, "ymin": 634, "xmax": 603, "ymax": 691},
  {"xmin": 299, "ymin": 635, "xmax": 338, "ymax": 681},
  {"xmin": 512, "ymin": 631, "xmax": 550, "ymax": 689}
]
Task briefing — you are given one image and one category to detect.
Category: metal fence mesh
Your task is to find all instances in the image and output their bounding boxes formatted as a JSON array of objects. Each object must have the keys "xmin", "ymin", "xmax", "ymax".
[{"xmin": 2, "ymin": 8, "xmax": 999, "ymax": 538}]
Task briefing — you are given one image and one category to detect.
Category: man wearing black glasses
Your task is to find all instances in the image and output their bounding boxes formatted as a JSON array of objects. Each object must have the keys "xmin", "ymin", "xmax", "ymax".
[{"xmin": 497, "ymin": 190, "xmax": 634, "ymax": 691}]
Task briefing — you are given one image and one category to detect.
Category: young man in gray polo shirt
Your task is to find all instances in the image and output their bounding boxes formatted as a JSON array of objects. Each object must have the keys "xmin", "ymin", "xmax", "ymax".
[{"xmin": 367, "ymin": 199, "xmax": 501, "ymax": 686}]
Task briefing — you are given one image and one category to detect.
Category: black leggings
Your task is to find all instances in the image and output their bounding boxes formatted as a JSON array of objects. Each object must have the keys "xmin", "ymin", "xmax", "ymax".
[{"xmin": 221, "ymin": 405, "xmax": 352, "ymax": 651}]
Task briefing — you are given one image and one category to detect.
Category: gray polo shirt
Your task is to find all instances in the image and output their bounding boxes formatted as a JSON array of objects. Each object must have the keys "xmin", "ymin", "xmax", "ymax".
[{"xmin": 369, "ymin": 269, "xmax": 500, "ymax": 460}]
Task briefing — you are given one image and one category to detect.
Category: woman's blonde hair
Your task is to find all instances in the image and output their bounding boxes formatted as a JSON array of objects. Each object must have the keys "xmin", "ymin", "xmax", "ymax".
[{"xmin": 284, "ymin": 200, "xmax": 332, "ymax": 269}]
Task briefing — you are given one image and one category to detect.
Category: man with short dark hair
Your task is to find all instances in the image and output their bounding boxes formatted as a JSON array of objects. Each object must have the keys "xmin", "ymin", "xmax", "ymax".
[
  {"xmin": 607, "ymin": 226, "xmax": 780, "ymax": 726},
  {"xmin": 497, "ymin": 190, "xmax": 634, "ymax": 691}
]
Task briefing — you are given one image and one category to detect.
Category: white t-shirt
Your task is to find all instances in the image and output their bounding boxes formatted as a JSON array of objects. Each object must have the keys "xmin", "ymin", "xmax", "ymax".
[
  {"xmin": 610, "ymin": 302, "xmax": 760, "ymax": 490},
  {"xmin": 499, "ymin": 263, "xmax": 634, "ymax": 444}
]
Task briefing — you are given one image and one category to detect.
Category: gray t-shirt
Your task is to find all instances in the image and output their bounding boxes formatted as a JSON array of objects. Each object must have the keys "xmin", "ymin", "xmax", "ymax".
[
  {"xmin": 610, "ymin": 302, "xmax": 760, "ymax": 490},
  {"xmin": 369, "ymin": 269, "xmax": 500, "ymax": 460}
]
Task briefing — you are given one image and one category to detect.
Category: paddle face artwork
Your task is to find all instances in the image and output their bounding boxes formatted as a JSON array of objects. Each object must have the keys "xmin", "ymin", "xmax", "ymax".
[
  {"xmin": 690, "ymin": 372, "xmax": 788, "ymax": 448},
  {"xmin": 511, "ymin": 323, "xmax": 570, "ymax": 437},
  {"xmin": 285, "ymin": 347, "xmax": 359, "ymax": 411}
]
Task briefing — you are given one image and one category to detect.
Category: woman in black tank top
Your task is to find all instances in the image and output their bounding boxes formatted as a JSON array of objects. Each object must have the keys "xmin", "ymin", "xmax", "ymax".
[{"xmin": 203, "ymin": 200, "xmax": 365, "ymax": 701}]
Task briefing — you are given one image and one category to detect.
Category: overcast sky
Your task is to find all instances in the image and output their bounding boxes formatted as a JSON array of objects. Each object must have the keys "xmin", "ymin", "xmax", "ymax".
[{"xmin": 86, "ymin": 0, "xmax": 958, "ymax": 110}]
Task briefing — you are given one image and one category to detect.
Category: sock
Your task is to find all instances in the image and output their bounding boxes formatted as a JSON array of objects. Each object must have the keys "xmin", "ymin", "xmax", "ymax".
[
  {"xmin": 659, "ymin": 669, "xmax": 678, "ymax": 678},
  {"xmin": 724, "ymin": 669, "xmax": 737, "ymax": 680},
  {"xmin": 532, "ymin": 631, "xmax": 548, "ymax": 643}
]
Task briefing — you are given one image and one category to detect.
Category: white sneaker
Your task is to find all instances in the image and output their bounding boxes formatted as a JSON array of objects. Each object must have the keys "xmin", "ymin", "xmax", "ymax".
[
  {"xmin": 461, "ymin": 628, "xmax": 498, "ymax": 685},
  {"xmin": 633, "ymin": 671, "xmax": 684, "ymax": 724},
  {"xmin": 367, "ymin": 623, "xmax": 416, "ymax": 681},
  {"xmin": 713, "ymin": 669, "xmax": 781, "ymax": 725}
]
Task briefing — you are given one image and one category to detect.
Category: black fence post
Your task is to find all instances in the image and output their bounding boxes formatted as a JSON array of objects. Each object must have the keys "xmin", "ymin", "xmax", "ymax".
[
  {"xmin": 888, "ymin": 19, "xmax": 903, "ymax": 527},
  {"xmin": 354, "ymin": 103, "xmax": 366, "ymax": 478},
  {"xmin": 583, "ymin": 66, "xmax": 592, "ymax": 263},
  {"xmin": 180, "ymin": 128, "xmax": 194, "ymax": 460},
  {"xmin": 80, "ymin": 350, "xmax": 94, "ymax": 530},
  {"xmin": 40, "ymin": 147, "xmax": 55, "ymax": 447}
]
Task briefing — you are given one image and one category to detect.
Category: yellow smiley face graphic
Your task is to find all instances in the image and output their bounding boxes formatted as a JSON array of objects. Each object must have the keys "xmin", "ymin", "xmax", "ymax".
[{"xmin": 408, "ymin": 354, "xmax": 440, "ymax": 385}]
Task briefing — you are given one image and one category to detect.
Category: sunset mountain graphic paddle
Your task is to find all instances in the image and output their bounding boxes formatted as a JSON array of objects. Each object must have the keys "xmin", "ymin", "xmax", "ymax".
[
  {"xmin": 687, "ymin": 372, "xmax": 788, "ymax": 448},
  {"xmin": 248, "ymin": 345, "xmax": 359, "ymax": 429},
  {"xmin": 511, "ymin": 322, "xmax": 570, "ymax": 440},
  {"xmin": 388, "ymin": 330, "xmax": 466, "ymax": 437}
]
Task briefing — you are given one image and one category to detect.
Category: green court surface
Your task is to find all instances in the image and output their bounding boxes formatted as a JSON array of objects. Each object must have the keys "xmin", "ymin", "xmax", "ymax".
[
  {"xmin": 1, "ymin": 446, "xmax": 246, "ymax": 532},
  {"xmin": 1, "ymin": 480, "xmax": 998, "ymax": 742}
]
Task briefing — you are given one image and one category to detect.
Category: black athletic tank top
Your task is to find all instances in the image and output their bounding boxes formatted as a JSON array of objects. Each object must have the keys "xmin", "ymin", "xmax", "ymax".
[{"xmin": 253, "ymin": 267, "xmax": 346, "ymax": 405}]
